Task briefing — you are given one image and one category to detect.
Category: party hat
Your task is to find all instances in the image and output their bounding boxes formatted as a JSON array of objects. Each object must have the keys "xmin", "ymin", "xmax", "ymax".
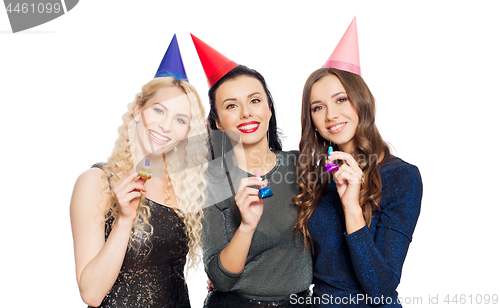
[
  {"xmin": 191, "ymin": 34, "xmax": 238, "ymax": 87},
  {"xmin": 323, "ymin": 17, "xmax": 361, "ymax": 76},
  {"xmin": 155, "ymin": 34, "xmax": 188, "ymax": 81}
]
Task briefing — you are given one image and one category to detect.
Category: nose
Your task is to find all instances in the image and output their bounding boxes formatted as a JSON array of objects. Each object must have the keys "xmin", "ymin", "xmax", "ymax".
[
  {"xmin": 240, "ymin": 103, "xmax": 251, "ymax": 119},
  {"xmin": 158, "ymin": 117, "xmax": 172, "ymax": 132},
  {"xmin": 325, "ymin": 105, "xmax": 339, "ymax": 122}
]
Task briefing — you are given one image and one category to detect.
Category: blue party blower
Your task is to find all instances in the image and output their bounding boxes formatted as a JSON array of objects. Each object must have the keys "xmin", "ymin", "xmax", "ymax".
[{"xmin": 256, "ymin": 173, "xmax": 273, "ymax": 199}]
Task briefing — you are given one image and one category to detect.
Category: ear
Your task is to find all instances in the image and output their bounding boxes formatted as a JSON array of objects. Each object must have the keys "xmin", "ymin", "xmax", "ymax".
[
  {"xmin": 133, "ymin": 104, "xmax": 141, "ymax": 121},
  {"xmin": 215, "ymin": 120, "xmax": 224, "ymax": 131}
]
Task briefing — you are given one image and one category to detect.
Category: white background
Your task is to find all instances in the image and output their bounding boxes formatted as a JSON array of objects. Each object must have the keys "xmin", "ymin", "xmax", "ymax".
[{"xmin": 1, "ymin": 1, "xmax": 499, "ymax": 307}]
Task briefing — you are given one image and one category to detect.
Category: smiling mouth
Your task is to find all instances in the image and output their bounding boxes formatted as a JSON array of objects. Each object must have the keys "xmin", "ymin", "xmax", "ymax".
[
  {"xmin": 327, "ymin": 122, "xmax": 346, "ymax": 132},
  {"xmin": 149, "ymin": 130, "xmax": 171, "ymax": 145},
  {"xmin": 237, "ymin": 122, "xmax": 260, "ymax": 133}
]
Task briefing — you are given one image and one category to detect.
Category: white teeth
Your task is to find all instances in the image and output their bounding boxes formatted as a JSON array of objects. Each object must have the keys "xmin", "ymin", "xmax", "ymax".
[
  {"xmin": 329, "ymin": 123, "xmax": 346, "ymax": 131},
  {"xmin": 150, "ymin": 130, "xmax": 170, "ymax": 142},
  {"xmin": 238, "ymin": 123, "xmax": 258, "ymax": 130}
]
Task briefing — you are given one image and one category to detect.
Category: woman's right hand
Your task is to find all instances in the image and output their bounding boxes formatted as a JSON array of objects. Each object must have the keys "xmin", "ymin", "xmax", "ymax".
[
  {"xmin": 234, "ymin": 176, "xmax": 266, "ymax": 232},
  {"xmin": 112, "ymin": 171, "xmax": 147, "ymax": 223}
]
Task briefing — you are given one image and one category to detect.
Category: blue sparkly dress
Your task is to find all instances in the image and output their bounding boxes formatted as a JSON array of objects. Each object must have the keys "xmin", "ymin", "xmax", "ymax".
[{"xmin": 308, "ymin": 157, "xmax": 422, "ymax": 307}]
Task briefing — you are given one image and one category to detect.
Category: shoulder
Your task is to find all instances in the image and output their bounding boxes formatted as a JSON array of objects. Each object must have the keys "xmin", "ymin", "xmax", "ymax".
[
  {"xmin": 380, "ymin": 157, "xmax": 421, "ymax": 184},
  {"xmin": 73, "ymin": 163, "xmax": 109, "ymax": 201},
  {"xmin": 75, "ymin": 166, "xmax": 106, "ymax": 188},
  {"xmin": 275, "ymin": 150, "xmax": 299, "ymax": 167},
  {"xmin": 203, "ymin": 161, "xmax": 234, "ymax": 211},
  {"xmin": 90, "ymin": 162, "xmax": 107, "ymax": 170},
  {"xmin": 376, "ymin": 157, "xmax": 422, "ymax": 238},
  {"xmin": 205, "ymin": 159, "xmax": 225, "ymax": 181},
  {"xmin": 379, "ymin": 156, "xmax": 423, "ymax": 206},
  {"xmin": 277, "ymin": 150, "xmax": 299, "ymax": 158},
  {"xmin": 71, "ymin": 165, "xmax": 110, "ymax": 216}
]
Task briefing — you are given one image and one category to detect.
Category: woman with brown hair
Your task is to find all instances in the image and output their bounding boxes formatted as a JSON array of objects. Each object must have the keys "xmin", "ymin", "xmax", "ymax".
[{"xmin": 294, "ymin": 19, "xmax": 422, "ymax": 307}]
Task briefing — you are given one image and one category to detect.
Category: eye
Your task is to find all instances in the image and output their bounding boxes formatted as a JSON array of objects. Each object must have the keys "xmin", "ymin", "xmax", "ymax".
[
  {"xmin": 176, "ymin": 117, "xmax": 187, "ymax": 125},
  {"xmin": 250, "ymin": 98, "xmax": 261, "ymax": 104},
  {"xmin": 225, "ymin": 103, "xmax": 237, "ymax": 109},
  {"xmin": 312, "ymin": 105, "xmax": 324, "ymax": 112},
  {"xmin": 336, "ymin": 97, "xmax": 348, "ymax": 104},
  {"xmin": 154, "ymin": 107, "xmax": 164, "ymax": 114}
]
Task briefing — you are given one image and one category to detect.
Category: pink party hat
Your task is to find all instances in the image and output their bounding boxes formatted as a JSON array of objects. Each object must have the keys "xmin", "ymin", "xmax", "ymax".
[{"xmin": 323, "ymin": 17, "xmax": 361, "ymax": 76}]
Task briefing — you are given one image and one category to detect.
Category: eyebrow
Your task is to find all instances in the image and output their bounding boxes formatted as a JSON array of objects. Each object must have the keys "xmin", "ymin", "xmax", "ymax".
[
  {"xmin": 153, "ymin": 102, "xmax": 190, "ymax": 119},
  {"xmin": 221, "ymin": 92, "xmax": 263, "ymax": 106},
  {"xmin": 248, "ymin": 92, "xmax": 262, "ymax": 98},
  {"xmin": 310, "ymin": 92, "xmax": 346, "ymax": 106}
]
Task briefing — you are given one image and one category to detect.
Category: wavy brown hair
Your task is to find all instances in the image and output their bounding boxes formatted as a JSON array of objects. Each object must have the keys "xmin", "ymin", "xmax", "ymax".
[{"xmin": 293, "ymin": 68, "xmax": 392, "ymax": 252}]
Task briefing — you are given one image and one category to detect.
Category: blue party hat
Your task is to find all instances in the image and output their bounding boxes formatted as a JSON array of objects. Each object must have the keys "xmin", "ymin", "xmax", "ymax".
[{"xmin": 154, "ymin": 34, "xmax": 188, "ymax": 81}]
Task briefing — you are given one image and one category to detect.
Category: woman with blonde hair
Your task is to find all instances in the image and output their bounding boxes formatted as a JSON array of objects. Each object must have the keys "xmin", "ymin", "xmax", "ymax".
[{"xmin": 70, "ymin": 36, "xmax": 207, "ymax": 308}]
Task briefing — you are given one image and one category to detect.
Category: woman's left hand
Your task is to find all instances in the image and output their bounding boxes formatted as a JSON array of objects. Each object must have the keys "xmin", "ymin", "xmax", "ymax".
[{"xmin": 328, "ymin": 152, "xmax": 364, "ymax": 211}]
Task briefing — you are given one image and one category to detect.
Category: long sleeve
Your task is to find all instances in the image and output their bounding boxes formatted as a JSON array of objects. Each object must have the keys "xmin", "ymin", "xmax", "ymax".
[
  {"xmin": 201, "ymin": 176, "xmax": 242, "ymax": 292},
  {"xmin": 201, "ymin": 151, "xmax": 312, "ymax": 296},
  {"xmin": 345, "ymin": 162, "xmax": 423, "ymax": 298}
]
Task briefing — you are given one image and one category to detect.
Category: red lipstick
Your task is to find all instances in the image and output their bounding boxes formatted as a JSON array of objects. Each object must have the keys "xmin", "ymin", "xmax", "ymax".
[{"xmin": 237, "ymin": 121, "xmax": 260, "ymax": 133}]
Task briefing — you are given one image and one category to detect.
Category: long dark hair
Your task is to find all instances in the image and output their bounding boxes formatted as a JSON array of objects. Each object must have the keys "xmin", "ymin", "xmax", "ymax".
[
  {"xmin": 293, "ymin": 67, "xmax": 392, "ymax": 252},
  {"xmin": 207, "ymin": 65, "xmax": 282, "ymax": 160}
]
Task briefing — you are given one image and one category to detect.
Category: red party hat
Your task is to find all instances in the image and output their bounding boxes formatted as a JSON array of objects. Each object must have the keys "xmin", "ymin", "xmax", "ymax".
[
  {"xmin": 191, "ymin": 34, "xmax": 238, "ymax": 87},
  {"xmin": 323, "ymin": 17, "xmax": 361, "ymax": 76}
]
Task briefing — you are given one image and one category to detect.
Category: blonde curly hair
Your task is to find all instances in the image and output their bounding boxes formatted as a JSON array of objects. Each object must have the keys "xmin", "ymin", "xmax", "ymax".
[{"xmin": 101, "ymin": 77, "xmax": 208, "ymax": 271}]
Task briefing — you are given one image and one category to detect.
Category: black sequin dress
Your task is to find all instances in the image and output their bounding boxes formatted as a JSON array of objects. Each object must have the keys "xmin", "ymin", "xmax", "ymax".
[{"xmin": 90, "ymin": 164, "xmax": 190, "ymax": 308}]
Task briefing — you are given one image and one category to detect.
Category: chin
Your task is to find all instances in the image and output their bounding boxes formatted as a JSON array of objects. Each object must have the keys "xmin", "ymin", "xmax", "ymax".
[
  {"xmin": 160, "ymin": 144, "xmax": 178, "ymax": 155},
  {"xmin": 241, "ymin": 134, "xmax": 267, "ymax": 145}
]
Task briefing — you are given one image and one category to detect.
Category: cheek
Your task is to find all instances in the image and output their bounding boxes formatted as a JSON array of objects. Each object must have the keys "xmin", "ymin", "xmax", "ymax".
[
  {"xmin": 217, "ymin": 111, "xmax": 234, "ymax": 129},
  {"xmin": 141, "ymin": 110, "xmax": 159, "ymax": 126},
  {"xmin": 345, "ymin": 103, "xmax": 359, "ymax": 120},
  {"xmin": 175, "ymin": 125, "xmax": 190, "ymax": 139},
  {"xmin": 349, "ymin": 110, "xmax": 359, "ymax": 127},
  {"xmin": 310, "ymin": 112, "xmax": 322, "ymax": 128},
  {"xmin": 256, "ymin": 104, "xmax": 271, "ymax": 119}
]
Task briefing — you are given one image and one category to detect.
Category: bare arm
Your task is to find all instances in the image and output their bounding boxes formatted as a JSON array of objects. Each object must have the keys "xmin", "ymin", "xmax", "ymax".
[{"xmin": 70, "ymin": 169, "xmax": 145, "ymax": 307}]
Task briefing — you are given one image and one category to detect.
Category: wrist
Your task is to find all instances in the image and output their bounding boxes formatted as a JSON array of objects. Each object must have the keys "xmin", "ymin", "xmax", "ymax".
[
  {"xmin": 343, "ymin": 204, "xmax": 366, "ymax": 234},
  {"xmin": 116, "ymin": 216, "xmax": 135, "ymax": 229},
  {"xmin": 343, "ymin": 203, "xmax": 363, "ymax": 216},
  {"xmin": 238, "ymin": 223, "xmax": 256, "ymax": 235}
]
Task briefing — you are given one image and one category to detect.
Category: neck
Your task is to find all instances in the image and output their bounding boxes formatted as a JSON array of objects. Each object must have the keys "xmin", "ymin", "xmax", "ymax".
[
  {"xmin": 339, "ymin": 140, "xmax": 355, "ymax": 155},
  {"xmin": 231, "ymin": 136, "xmax": 276, "ymax": 175}
]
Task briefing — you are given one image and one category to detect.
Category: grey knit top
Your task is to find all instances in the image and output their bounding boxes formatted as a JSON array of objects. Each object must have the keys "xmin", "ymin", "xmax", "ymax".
[{"xmin": 201, "ymin": 150, "xmax": 313, "ymax": 297}]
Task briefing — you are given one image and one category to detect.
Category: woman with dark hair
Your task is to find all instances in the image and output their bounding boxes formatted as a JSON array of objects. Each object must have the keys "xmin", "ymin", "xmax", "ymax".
[
  {"xmin": 294, "ymin": 19, "xmax": 422, "ymax": 307},
  {"xmin": 191, "ymin": 35, "xmax": 312, "ymax": 308}
]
